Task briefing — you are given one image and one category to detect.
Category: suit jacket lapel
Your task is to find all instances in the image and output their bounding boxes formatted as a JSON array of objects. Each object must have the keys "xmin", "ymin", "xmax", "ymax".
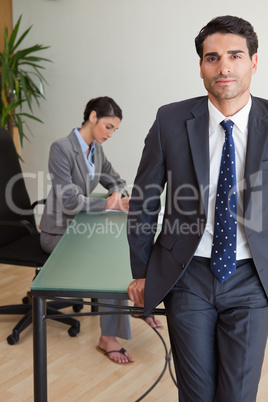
[
  {"xmin": 69, "ymin": 130, "xmax": 90, "ymax": 193},
  {"xmin": 186, "ymin": 98, "xmax": 210, "ymax": 217},
  {"xmin": 244, "ymin": 97, "xmax": 268, "ymax": 213}
]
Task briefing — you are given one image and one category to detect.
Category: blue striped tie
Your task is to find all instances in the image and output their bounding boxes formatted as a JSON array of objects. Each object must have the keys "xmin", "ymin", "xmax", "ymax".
[{"xmin": 210, "ymin": 120, "xmax": 237, "ymax": 283}]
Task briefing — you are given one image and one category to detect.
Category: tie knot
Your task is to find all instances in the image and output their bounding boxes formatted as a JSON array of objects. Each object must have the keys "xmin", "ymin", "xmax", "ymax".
[{"xmin": 220, "ymin": 120, "xmax": 234, "ymax": 136}]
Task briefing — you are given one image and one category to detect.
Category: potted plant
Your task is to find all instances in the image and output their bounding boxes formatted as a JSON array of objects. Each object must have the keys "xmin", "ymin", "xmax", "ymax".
[{"xmin": 0, "ymin": 15, "xmax": 51, "ymax": 148}]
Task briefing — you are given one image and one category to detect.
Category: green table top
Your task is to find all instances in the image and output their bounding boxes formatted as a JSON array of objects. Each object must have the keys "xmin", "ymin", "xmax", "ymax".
[{"xmin": 31, "ymin": 211, "xmax": 133, "ymax": 297}]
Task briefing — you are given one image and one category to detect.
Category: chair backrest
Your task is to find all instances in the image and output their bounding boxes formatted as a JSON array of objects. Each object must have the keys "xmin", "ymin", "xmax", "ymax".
[{"xmin": 0, "ymin": 128, "xmax": 37, "ymax": 247}]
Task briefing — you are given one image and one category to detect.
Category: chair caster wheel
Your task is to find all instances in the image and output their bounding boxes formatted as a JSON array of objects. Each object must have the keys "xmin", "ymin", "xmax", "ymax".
[
  {"xmin": 7, "ymin": 331, "xmax": 19, "ymax": 345},
  {"xmin": 22, "ymin": 296, "xmax": 30, "ymax": 304},
  {"xmin": 73, "ymin": 304, "xmax": 83, "ymax": 313},
  {"xmin": 68, "ymin": 326, "xmax": 80, "ymax": 337}
]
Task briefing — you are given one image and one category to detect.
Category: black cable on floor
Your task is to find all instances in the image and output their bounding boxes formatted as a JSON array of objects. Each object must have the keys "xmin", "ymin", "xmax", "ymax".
[
  {"xmin": 135, "ymin": 327, "xmax": 178, "ymax": 401},
  {"xmin": 44, "ymin": 297, "xmax": 178, "ymax": 398}
]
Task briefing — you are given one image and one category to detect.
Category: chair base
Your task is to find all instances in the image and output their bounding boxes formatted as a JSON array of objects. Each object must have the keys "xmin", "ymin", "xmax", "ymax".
[{"xmin": 0, "ymin": 293, "xmax": 83, "ymax": 345}]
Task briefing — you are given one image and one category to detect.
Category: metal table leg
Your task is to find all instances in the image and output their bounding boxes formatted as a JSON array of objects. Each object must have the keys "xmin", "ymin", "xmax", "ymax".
[{"xmin": 33, "ymin": 296, "xmax": 47, "ymax": 402}]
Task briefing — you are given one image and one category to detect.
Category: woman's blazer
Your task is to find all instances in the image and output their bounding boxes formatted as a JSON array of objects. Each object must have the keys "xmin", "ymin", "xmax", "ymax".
[{"xmin": 40, "ymin": 130, "xmax": 127, "ymax": 235}]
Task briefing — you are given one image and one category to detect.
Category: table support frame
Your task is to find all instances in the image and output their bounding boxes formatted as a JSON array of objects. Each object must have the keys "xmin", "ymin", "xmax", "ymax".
[
  {"xmin": 32, "ymin": 295, "xmax": 171, "ymax": 402},
  {"xmin": 33, "ymin": 296, "xmax": 47, "ymax": 402}
]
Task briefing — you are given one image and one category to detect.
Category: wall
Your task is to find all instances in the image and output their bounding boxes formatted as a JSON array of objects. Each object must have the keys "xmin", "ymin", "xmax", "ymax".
[{"xmin": 12, "ymin": 0, "xmax": 268, "ymax": 209}]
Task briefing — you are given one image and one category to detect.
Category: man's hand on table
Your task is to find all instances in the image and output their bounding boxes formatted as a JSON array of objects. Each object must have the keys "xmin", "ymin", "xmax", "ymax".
[
  {"xmin": 128, "ymin": 278, "xmax": 146, "ymax": 306},
  {"xmin": 128, "ymin": 278, "xmax": 162, "ymax": 328}
]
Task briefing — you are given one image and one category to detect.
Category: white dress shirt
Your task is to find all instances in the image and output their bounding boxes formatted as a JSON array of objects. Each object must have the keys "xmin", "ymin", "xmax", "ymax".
[{"xmin": 195, "ymin": 97, "xmax": 252, "ymax": 260}]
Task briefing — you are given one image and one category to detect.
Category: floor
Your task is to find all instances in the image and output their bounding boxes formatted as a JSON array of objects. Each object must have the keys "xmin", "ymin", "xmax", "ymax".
[{"xmin": 0, "ymin": 264, "xmax": 268, "ymax": 401}]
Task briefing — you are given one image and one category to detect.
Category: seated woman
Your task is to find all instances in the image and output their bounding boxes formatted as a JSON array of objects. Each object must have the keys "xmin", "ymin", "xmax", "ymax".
[{"xmin": 40, "ymin": 96, "xmax": 161, "ymax": 364}]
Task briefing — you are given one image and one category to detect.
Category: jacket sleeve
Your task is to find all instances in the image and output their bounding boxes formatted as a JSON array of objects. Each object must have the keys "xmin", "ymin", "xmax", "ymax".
[
  {"xmin": 127, "ymin": 109, "xmax": 166, "ymax": 279},
  {"xmin": 98, "ymin": 146, "xmax": 128, "ymax": 196}
]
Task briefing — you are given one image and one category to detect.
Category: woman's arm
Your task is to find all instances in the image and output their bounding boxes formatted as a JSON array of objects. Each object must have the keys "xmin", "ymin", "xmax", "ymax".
[{"xmin": 49, "ymin": 141, "xmax": 107, "ymax": 214}]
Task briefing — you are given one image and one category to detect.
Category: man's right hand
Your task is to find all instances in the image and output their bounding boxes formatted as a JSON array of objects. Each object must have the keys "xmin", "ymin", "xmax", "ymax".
[{"xmin": 127, "ymin": 278, "xmax": 146, "ymax": 306}]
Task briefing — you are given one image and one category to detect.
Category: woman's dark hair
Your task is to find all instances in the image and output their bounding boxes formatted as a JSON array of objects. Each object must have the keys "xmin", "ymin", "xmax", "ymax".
[
  {"xmin": 195, "ymin": 15, "xmax": 258, "ymax": 60},
  {"xmin": 82, "ymin": 96, "xmax": 123, "ymax": 125}
]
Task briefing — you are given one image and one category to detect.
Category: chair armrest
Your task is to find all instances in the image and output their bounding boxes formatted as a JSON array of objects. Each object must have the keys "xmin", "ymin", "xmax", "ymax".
[{"xmin": 0, "ymin": 219, "xmax": 38, "ymax": 235}]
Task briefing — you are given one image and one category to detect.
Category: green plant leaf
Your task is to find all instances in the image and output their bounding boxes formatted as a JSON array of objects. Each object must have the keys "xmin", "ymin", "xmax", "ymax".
[
  {"xmin": 0, "ymin": 14, "xmax": 52, "ymax": 149},
  {"xmin": 12, "ymin": 26, "xmax": 33, "ymax": 51},
  {"xmin": 3, "ymin": 27, "xmax": 10, "ymax": 60},
  {"xmin": 0, "ymin": 63, "xmax": 8, "ymax": 91},
  {"xmin": 18, "ymin": 112, "xmax": 43, "ymax": 124},
  {"xmin": 8, "ymin": 15, "xmax": 22, "ymax": 50},
  {"xmin": 15, "ymin": 113, "xmax": 25, "ymax": 145}
]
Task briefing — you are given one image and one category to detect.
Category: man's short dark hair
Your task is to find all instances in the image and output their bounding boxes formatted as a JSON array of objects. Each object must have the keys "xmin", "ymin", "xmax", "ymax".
[{"xmin": 195, "ymin": 15, "xmax": 258, "ymax": 60}]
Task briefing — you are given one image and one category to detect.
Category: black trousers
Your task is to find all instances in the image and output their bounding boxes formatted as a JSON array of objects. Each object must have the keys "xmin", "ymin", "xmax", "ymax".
[{"xmin": 164, "ymin": 257, "xmax": 268, "ymax": 402}]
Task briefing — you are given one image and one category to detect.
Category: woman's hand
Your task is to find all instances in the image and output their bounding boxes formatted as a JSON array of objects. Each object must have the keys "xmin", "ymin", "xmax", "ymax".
[{"xmin": 105, "ymin": 192, "xmax": 130, "ymax": 211}]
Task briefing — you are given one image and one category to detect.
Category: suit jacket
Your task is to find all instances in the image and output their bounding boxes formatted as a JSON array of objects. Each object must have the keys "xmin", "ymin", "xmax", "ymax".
[
  {"xmin": 127, "ymin": 95, "xmax": 268, "ymax": 315},
  {"xmin": 40, "ymin": 130, "xmax": 127, "ymax": 235}
]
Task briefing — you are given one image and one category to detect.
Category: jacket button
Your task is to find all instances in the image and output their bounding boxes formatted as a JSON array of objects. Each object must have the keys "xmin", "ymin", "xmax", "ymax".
[{"xmin": 181, "ymin": 263, "xmax": 185, "ymax": 270}]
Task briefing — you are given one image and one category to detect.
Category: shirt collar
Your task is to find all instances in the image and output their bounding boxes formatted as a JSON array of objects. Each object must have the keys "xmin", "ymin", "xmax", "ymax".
[
  {"xmin": 74, "ymin": 127, "xmax": 95, "ymax": 155},
  {"xmin": 208, "ymin": 96, "xmax": 252, "ymax": 134}
]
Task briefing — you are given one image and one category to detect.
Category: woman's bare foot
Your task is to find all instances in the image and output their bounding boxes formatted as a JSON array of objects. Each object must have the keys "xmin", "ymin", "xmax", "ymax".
[
  {"xmin": 132, "ymin": 305, "xmax": 163, "ymax": 328},
  {"xmin": 144, "ymin": 315, "xmax": 162, "ymax": 328},
  {"xmin": 98, "ymin": 336, "xmax": 134, "ymax": 363}
]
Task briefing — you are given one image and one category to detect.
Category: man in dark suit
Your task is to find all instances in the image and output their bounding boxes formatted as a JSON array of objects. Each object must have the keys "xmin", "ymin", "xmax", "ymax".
[{"xmin": 127, "ymin": 16, "xmax": 268, "ymax": 401}]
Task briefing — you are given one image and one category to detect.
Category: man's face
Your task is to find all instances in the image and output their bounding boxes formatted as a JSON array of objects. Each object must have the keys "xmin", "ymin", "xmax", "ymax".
[{"xmin": 199, "ymin": 33, "xmax": 257, "ymax": 106}]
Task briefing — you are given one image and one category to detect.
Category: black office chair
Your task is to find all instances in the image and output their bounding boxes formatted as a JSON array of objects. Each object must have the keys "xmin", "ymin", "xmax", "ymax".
[{"xmin": 0, "ymin": 128, "xmax": 81, "ymax": 345}]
